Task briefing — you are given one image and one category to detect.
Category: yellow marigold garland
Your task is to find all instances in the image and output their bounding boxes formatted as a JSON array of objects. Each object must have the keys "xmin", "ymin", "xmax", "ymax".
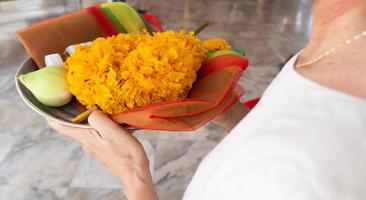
[
  {"xmin": 65, "ymin": 30, "xmax": 206, "ymax": 114},
  {"xmin": 203, "ymin": 38, "xmax": 231, "ymax": 51}
]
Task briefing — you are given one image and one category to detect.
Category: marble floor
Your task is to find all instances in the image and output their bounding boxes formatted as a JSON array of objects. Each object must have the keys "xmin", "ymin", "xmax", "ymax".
[{"xmin": 0, "ymin": 0, "xmax": 311, "ymax": 199}]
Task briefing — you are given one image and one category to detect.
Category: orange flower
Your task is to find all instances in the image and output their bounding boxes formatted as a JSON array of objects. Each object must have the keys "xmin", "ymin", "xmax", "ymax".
[
  {"xmin": 65, "ymin": 30, "xmax": 205, "ymax": 114},
  {"xmin": 203, "ymin": 38, "xmax": 231, "ymax": 51}
]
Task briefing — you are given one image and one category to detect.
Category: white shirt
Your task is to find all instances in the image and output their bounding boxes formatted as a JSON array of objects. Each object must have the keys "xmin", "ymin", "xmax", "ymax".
[{"xmin": 183, "ymin": 53, "xmax": 366, "ymax": 200}]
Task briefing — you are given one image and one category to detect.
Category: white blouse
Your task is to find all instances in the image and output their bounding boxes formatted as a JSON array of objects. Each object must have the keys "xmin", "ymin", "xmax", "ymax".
[{"xmin": 183, "ymin": 53, "xmax": 366, "ymax": 200}]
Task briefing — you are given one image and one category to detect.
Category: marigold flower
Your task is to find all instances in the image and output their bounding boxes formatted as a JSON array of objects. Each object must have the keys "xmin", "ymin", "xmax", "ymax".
[
  {"xmin": 65, "ymin": 30, "xmax": 205, "ymax": 114},
  {"xmin": 203, "ymin": 38, "xmax": 231, "ymax": 51}
]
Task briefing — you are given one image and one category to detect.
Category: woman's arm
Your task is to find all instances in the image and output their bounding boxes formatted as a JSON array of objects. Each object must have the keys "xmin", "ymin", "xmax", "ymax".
[
  {"xmin": 47, "ymin": 111, "xmax": 158, "ymax": 200},
  {"xmin": 47, "ymin": 103, "xmax": 248, "ymax": 199}
]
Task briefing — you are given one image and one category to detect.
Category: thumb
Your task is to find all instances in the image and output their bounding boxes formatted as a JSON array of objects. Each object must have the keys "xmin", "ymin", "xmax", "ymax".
[{"xmin": 88, "ymin": 110, "xmax": 132, "ymax": 139}]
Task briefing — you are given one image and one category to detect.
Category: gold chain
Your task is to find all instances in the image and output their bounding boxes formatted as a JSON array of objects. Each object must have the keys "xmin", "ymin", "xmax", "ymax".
[{"xmin": 296, "ymin": 31, "xmax": 366, "ymax": 67}]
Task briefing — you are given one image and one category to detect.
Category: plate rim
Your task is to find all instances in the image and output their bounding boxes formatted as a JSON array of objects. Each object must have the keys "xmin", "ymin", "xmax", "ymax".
[{"xmin": 15, "ymin": 57, "xmax": 93, "ymax": 129}]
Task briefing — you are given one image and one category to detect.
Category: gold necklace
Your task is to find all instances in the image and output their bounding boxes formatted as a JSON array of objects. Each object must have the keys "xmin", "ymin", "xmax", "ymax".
[{"xmin": 296, "ymin": 30, "xmax": 366, "ymax": 68}]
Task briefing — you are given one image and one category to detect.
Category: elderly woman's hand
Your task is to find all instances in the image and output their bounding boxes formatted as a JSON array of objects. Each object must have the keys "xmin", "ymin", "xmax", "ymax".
[{"xmin": 47, "ymin": 110, "xmax": 158, "ymax": 200}]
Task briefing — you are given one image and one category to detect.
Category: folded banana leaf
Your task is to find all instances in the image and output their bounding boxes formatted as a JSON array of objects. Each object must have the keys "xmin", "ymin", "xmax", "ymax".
[{"xmin": 16, "ymin": 3, "xmax": 160, "ymax": 68}]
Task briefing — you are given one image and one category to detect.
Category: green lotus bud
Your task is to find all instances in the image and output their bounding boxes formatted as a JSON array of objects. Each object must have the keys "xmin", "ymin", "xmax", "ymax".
[{"xmin": 18, "ymin": 66, "xmax": 72, "ymax": 107}]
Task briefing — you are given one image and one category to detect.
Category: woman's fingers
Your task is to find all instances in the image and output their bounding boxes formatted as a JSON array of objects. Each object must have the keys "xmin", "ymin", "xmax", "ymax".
[
  {"xmin": 82, "ymin": 144, "xmax": 93, "ymax": 155},
  {"xmin": 47, "ymin": 119, "xmax": 102, "ymax": 145},
  {"xmin": 88, "ymin": 110, "xmax": 131, "ymax": 140},
  {"xmin": 46, "ymin": 119, "xmax": 84, "ymax": 140}
]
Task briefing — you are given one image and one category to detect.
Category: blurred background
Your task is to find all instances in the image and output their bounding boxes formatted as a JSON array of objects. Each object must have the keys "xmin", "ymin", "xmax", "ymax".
[{"xmin": 0, "ymin": 0, "xmax": 311, "ymax": 199}]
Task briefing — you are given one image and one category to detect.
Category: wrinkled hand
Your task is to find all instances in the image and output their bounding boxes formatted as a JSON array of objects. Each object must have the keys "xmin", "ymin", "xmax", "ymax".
[{"xmin": 47, "ymin": 110, "xmax": 158, "ymax": 200}]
